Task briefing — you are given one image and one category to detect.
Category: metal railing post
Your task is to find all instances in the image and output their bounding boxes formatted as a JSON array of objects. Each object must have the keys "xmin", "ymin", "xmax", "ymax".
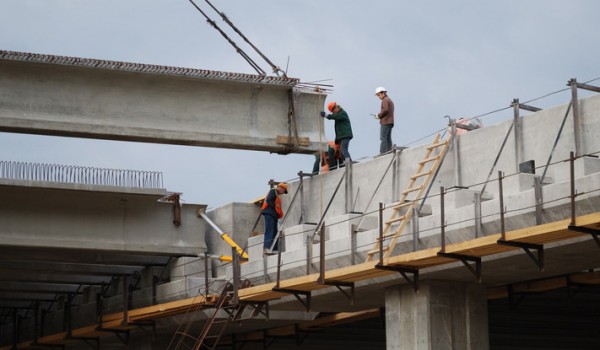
[
  {"xmin": 378, "ymin": 203, "xmax": 384, "ymax": 265},
  {"xmin": 512, "ymin": 98, "xmax": 522, "ymax": 172},
  {"xmin": 498, "ymin": 171, "xmax": 506, "ymax": 240},
  {"xmin": 569, "ymin": 79, "xmax": 582, "ymax": 157},
  {"xmin": 412, "ymin": 207, "xmax": 419, "ymax": 252},
  {"xmin": 440, "ymin": 187, "xmax": 446, "ymax": 251},
  {"xmin": 534, "ymin": 176, "xmax": 543, "ymax": 225},
  {"xmin": 474, "ymin": 192, "xmax": 482, "ymax": 238},
  {"xmin": 232, "ymin": 247, "xmax": 240, "ymax": 305},
  {"xmin": 318, "ymin": 224, "xmax": 326, "ymax": 284},
  {"xmin": 569, "ymin": 151, "xmax": 576, "ymax": 226}
]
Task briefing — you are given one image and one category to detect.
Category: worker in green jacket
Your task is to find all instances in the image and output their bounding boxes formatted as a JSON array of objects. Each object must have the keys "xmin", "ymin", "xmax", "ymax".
[{"xmin": 321, "ymin": 101, "xmax": 353, "ymax": 164}]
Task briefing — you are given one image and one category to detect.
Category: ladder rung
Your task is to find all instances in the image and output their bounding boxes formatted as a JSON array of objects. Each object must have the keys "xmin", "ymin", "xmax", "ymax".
[
  {"xmin": 427, "ymin": 140, "xmax": 449, "ymax": 150},
  {"xmin": 402, "ymin": 186, "xmax": 424, "ymax": 195},
  {"xmin": 394, "ymin": 201, "xmax": 416, "ymax": 210},
  {"xmin": 410, "ymin": 170, "xmax": 432, "ymax": 180},
  {"xmin": 174, "ymin": 332, "xmax": 199, "ymax": 341},
  {"xmin": 367, "ymin": 246, "xmax": 389, "ymax": 255},
  {"xmin": 385, "ymin": 215, "xmax": 406, "ymax": 225},
  {"xmin": 419, "ymin": 156, "xmax": 440, "ymax": 164}
]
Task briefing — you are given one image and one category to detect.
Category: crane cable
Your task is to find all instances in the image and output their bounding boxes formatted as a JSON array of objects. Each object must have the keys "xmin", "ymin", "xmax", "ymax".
[
  {"xmin": 187, "ymin": 0, "xmax": 266, "ymax": 76},
  {"xmin": 202, "ymin": 0, "xmax": 287, "ymax": 77}
]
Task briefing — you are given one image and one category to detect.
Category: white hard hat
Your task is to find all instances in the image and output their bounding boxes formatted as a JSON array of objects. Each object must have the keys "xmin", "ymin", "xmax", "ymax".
[{"xmin": 375, "ymin": 87, "xmax": 387, "ymax": 94}]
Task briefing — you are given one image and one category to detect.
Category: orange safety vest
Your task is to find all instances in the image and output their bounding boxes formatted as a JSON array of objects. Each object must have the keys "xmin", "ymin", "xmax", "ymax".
[{"xmin": 261, "ymin": 189, "xmax": 283, "ymax": 218}]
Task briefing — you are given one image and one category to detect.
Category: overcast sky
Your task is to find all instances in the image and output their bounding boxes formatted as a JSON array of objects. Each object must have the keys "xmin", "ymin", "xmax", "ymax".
[{"xmin": 1, "ymin": 0, "xmax": 599, "ymax": 209}]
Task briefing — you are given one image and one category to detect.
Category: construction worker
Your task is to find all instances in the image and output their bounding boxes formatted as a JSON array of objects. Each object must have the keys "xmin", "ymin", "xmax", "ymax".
[
  {"xmin": 311, "ymin": 141, "xmax": 344, "ymax": 174},
  {"xmin": 261, "ymin": 182, "xmax": 288, "ymax": 255},
  {"xmin": 320, "ymin": 102, "xmax": 353, "ymax": 164},
  {"xmin": 327, "ymin": 140, "xmax": 344, "ymax": 170},
  {"xmin": 374, "ymin": 87, "xmax": 395, "ymax": 154}
]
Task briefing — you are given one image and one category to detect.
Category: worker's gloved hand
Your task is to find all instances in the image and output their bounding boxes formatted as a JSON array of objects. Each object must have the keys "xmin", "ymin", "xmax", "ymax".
[
  {"xmin": 374, "ymin": 113, "xmax": 380, "ymax": 120},
  {"xmin": 320, "ymin": 111, "xmax": 326, "ymax": 118}
]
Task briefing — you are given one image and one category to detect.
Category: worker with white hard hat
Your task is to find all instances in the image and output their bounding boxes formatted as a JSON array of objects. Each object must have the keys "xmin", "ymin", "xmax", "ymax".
[{"xmin": 374, "ymin": 87, "xmax": 395, "ymax": 154}]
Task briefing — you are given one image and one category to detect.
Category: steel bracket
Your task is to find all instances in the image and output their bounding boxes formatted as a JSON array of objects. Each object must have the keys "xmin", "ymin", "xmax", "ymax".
[
  {"xmin": 568, "ymin": 225, "xmax": 600, "ymax": 247},
  {"xmin": 271, "ymin": 288, "xmax": 311, "ymax": 312},
  {"xmin": 30, "ymin": 344, "xmax": 65, "ymax": 350},
  {"xmin": 322, "ymin": 280, "xmax": 355, "ymax": 305},
  {"xmin": 130, "ymin": 321, "xmax": 155, "ymax": 341},
  {"xmin": 497, "ymin": 240, "xmax": 544, "ymax": 271},
  {"xmin": 65, "ymin": 336, "xmax": 99, "ymax": 350},
  {"xmin": 375, "ymin": 264, "xmax": 419, "ymax": 292},
  {"xmin": 437, "ymin": 252, "xmax": 482, "ymax": 282}
]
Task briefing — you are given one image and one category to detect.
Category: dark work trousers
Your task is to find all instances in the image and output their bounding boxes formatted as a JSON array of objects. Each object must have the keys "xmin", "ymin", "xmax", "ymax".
[
  {"xmin": 263, "ymin": 213, "xmax": 279, "ymax": 251},
  {"xmin": 380, "ymin": 124, "xmax": 394, "ymax": 154}
]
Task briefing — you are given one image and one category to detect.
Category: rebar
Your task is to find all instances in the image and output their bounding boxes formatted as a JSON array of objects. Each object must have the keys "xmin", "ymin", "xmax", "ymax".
[{"xmin": 0, "ymin": 161, "xmax": 163, "ymax": 189}]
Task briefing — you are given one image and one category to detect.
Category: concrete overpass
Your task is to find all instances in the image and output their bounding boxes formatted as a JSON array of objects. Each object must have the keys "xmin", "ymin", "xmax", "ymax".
[
  {"xmin": 0, "ymin": 50, "xmax": 325, "ymax": 154},
  {"xmin": 0, "ymin": 51, "xmax": 600, "ymax": 349}
]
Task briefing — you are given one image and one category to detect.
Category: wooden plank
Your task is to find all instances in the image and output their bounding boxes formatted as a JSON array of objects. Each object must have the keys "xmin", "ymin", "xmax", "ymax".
[{"xmin": 275, "ymin": 135, "xmax": 310, "ymax": 147}]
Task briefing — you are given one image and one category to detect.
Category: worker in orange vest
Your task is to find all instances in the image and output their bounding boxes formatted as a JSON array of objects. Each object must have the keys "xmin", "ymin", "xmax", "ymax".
[
  {"xmin": 261, "ymin": 182, "xmax": 288, "ymax": 254},
  {"xmin": 311, "ymin": 141, "xmax": 345, "ymax": 174}
]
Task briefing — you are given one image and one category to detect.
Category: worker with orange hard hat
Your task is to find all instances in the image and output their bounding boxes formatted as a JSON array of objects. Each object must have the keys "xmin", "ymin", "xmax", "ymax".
[
  {"xmin": 321, "ymin": 102, "xmax": 353, "ymax": 164},
  {"xmin": 261, "ymin": 182, "xmax": 288, "ymax": 254}
]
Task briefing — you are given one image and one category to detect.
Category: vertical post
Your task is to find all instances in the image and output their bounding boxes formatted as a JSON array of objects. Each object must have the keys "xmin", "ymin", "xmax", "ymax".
[
  {"xmin": 412, "ymin": 207, "xmax": 419, "ymax": 252},
  {"xmin": 41, "ymin": 308, "xmax": 47, "ymax": 337},
  {"xmin": 318, "ymin": 223, "xmax": 326, "ymax": 284},
  {"xmin": 351, "ymin": 224, "xmax": 357, "ymax": 265},
  {"xmin": 96, "ymin": 293, "xmax": 103, "ymax": 327},
  {"xmin": 570, "ymin": 151, "xmax": 576, "ymax": 226},
  {"xmin": 512, "ymin": 98, "xmax": 522, "ymax": 172},
  {"xmin": 34, "ymin": 302, "xmax": 40, "ymax": 344},
  {"xmin": 306, "ymin": 236, "xmax": 313, "ymax": 276},
  {"xmin": 440, "ymin": 187, "xmax": 446, "ymax": 251},
  {"xmin": 498, "ymin": 171, "xmax": 506, "ymax": 240},
  {"xmin": 204, "ymin": 252, "xmax": 210, "ymax": 296},
  {"xmin": 570, "ymin": 79, "xmax": 582, "ymax": 157},
  {"xmin": 534, "ymin": 176, "xmax": 543, "ymax": 225},
  {"xmin": 378, "ymin": 203, "xmax": 384, "ymax": 265},
  {"xmin": 298, "ymin": 172, "xmax": 305, "ymax": 224},
  {"xmin": 152, "ymin": 275, "xmax": 158, "ymax": 305},
  {"xmin": 392, "ymin": 148, "xmax": 399, "ymax": 202},
  {"xmin": 65, "ymin": 294, "xmax": 72, "ymax": 337},
  {"xmin": 451, "ymin": 119, "xmax": 461, "ymax": 188},
  {"xmin": 12, "ymin": 309, "xmax": 18, "ymax": 349},
  {"xmin": 345, "ymin": 162, "xmax": 353, "ymax": 213},
  {"xmin": 121, "ymin": 276, "xmax": 129, "ymax": 326},
  {"xmin": 474, "ymin": 192, "xmax": 482, "ymax": 238},
  {"xmin": 232, "ymin": 247, "xmax": 240, "ymax": 305}
]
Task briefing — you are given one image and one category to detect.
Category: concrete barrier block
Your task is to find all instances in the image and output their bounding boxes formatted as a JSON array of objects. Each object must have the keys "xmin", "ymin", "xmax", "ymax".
[
  {"xmin": 283, "ymin": 224, "xmax": 318, "ymax": 250},
  {"xmin": 445, "ymin": 189, "xmax": 493, "ymax": 208},
  {"xmin": 326, "ymin": 213, "xmax": 365, "ymax": 241},
  {"xmin": 247, "ymin": 235, "xmax": 265, "ymax": 262},
  {"xmin": 170, "ymin": 257, "xmax": 205, "ymax": 279}
]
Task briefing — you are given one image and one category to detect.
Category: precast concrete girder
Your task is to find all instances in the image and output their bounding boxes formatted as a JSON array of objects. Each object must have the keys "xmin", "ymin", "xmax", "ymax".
[{"xmin": 0, "ymin": 50, "xmax": 326, "ymax": 154}]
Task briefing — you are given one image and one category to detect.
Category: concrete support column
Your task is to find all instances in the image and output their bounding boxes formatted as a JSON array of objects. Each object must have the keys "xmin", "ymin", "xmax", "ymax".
[{"xmin": 384, "ymin": 280, "xmax": 489, "ymax": 350}]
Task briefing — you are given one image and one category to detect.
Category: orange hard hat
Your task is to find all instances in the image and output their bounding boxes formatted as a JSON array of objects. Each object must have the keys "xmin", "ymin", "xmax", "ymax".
[
  {"xmin": 277, "ymin": 182, "xmax": 288, "ymax": 194},
  {"xmin": 327, "ymin": 101, "xmax": 337, "ymax": 112}
]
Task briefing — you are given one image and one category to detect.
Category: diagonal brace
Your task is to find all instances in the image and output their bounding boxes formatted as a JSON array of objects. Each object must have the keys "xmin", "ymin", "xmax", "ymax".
[
  {"xmin": 375, "ymin": 264, "xmax": 419, "ymax": 292},
  {"xmin": 497, "ymin": 240, "xmax": 544, "ymax": 271},
  {"xmin": 271, "ymin": 288, "xmax": 311, "ymax": 312},
  {"xmin": 568, "ymin": 225, "xmax": 600, "ymax": 247},
  {"xmin": 437, "ymin": 252, "xmax": 482, "ymax": 282},
  {"xmin": 323, "ymin": 280, "xmax": 355, "ymax": 305}
]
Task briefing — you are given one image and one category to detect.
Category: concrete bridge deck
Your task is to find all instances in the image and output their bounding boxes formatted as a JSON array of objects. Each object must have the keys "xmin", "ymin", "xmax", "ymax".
[{"xmin": 1, "ymin": 51, "xmax": 600, "ymax": 348}]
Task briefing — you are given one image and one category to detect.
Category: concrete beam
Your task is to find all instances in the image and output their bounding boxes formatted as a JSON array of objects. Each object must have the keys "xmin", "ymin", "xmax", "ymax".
[
  {"xmin": 0, "ymin": 183, "xmax": 207, "ymax": 256},
  {"xmin": 0, "ymin": 50, "xmax": 326, "ymax": 154}
]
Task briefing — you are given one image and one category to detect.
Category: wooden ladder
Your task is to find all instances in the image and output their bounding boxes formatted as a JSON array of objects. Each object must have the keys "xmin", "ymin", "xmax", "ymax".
[{"xmin": 365, "ymin": 133, "xmax": 453, "ymax": 263}]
